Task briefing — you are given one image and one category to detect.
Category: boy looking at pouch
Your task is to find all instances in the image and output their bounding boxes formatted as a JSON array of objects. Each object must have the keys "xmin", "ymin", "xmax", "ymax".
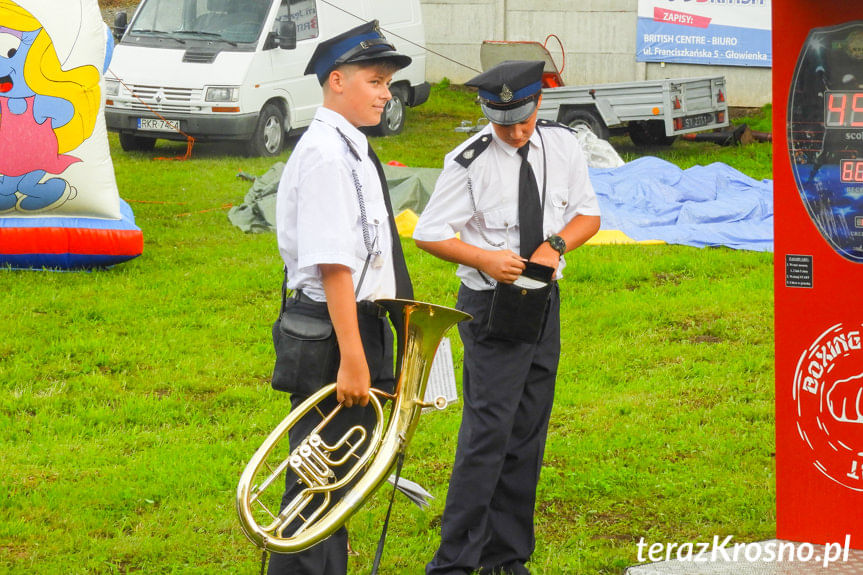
[{"xmin": 413, "ymin": 60, "xmax": 600, "ymax": 575}]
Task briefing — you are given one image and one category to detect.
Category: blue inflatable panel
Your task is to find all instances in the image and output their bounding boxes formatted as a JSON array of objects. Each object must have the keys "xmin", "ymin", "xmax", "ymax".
[{"xmin": 0, "ymin": 199, "xmax": 143, "ymax": 270}]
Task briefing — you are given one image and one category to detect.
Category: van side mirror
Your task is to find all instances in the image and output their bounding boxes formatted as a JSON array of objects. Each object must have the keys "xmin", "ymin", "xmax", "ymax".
[
  {"xmin": 275, "ymin": 17, "xmax": 297, "ymax": 50},
  {"xmin": 113, "ymin": 12, "xmax": 128, "ymax": 40}
]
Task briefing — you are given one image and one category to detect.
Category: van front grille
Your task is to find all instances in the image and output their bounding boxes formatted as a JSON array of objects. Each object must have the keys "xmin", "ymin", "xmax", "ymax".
[{"xmin": 126, "ymin": 85, "xmax": 200, "ymax": 113}]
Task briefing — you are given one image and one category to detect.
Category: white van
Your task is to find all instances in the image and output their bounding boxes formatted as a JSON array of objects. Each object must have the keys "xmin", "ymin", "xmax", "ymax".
[{"xmin": 105, "ymin": 0, "xmax": 429, "ymax": 156}]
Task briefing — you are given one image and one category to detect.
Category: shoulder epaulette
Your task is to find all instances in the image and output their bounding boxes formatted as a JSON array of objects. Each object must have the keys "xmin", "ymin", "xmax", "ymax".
[
  {"xmin": 454, "ymin": 133, "xmax": 493, "ymax": 168},
  {"xmin": 537, "ymin": 118, "xmax": 577, "ymax": 134}
]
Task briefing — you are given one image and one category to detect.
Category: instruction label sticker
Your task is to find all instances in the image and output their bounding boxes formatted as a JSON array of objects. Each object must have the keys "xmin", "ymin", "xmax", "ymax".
[{"xmin": 786, "ymin": 254, "xmax": 813, "ymax": 288}]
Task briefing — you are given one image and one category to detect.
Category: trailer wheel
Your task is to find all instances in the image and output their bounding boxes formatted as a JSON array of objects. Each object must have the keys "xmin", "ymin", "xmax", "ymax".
[
  {"xmin": 562, "ymin": 108, "xmax": 609, "ymax": 140},
  {"xmin": 629, "ymin": 120, "xmax": 677, "ymax": 147},
  {"xmin": 247, "ymin": 103, "xmax": 285, "ymax": 157},
  {"xmin": 373, "ymin": 85, "xmax": 407, "ymax": 136},
  {"xmin": 119, "ymin": 133, "xmax": 156, "ymax": 152}
]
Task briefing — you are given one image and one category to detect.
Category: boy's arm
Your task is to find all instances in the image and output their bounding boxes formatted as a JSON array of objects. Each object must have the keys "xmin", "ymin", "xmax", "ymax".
[
  {"xmin": 320, "ymin": 263, "xmax": 370, "ymax": 408},
  {"xmin": 414, "ymin": 238, "xmax": 526, "ymax": 284},
  {"xmin": 528, "ymin": 214, "xmax": 601, "ymax": 269}
]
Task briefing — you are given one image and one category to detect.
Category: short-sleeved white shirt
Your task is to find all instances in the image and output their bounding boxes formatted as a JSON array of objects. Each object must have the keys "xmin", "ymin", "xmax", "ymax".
[
  {"xmin": 413, "ymin": 122, "xmax": 600, "ymax": 291},
  {"xmin": 276, "ymin": 107, "xmax": 396, "ymax": 302}
]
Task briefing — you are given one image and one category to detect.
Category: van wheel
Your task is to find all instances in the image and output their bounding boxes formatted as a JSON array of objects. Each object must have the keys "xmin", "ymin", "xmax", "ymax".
[
  {"xmin": 247, "ymin": 103, "xmax": 285, "ymax": 157},
  {"xmin": 374, "ymin": 85, "xmax": 407, "ymax": 136},
  {"xmin": 629, "ymin": 120, "xmax": 676, "ymax": 146},
  {"xmin": 561, "ymin": 108, "xmax": 609, "ymax": 141},
  {"xmin": 119, "ymin": 133, "xmax": 156, "ymax": 152}
]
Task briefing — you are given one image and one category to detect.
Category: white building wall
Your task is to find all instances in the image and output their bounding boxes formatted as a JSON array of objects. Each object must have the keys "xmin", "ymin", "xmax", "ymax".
[{"xmin": 419, "ymin": 0, "xmax": 772, "ymax": 107}]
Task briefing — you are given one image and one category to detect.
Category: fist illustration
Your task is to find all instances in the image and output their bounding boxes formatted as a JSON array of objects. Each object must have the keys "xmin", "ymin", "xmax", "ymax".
[{"xmin": 827, "ymin": 372, "xmax": 863, "ymax": 423}]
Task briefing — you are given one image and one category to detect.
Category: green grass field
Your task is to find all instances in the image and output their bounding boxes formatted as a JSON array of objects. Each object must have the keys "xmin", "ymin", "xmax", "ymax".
[{"xmin": 0, "ymin": 85, "xmax": 774, "ymax": 574}]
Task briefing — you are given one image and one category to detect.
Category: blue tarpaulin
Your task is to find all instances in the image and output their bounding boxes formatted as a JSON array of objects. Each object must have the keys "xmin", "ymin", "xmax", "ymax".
[
  {"xmin": 589, "ymin": 157, "xmax": 774, "ymax": 252},
  {"xmin": 229, "ymin": 157, "xmax": 774, "ymax": 252}
]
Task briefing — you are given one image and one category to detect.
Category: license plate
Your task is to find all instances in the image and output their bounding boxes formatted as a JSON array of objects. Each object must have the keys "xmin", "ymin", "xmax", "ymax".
[
  {"xmin": 681, "ymin": 112, "xmax": 715, "ymax": 130},
  {"xmin": 137, "ymin": 118, "xmax": 181, "ymax": 132}
]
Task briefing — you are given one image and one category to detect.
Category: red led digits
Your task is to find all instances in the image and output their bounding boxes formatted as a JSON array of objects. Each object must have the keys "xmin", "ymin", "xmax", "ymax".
[
  {"xmin": 827, "ymin": 92, "xmax": 847, "ymax": 126},
  {"xmin": 825, "ymin": 91, "xmax": 863, "ymax": 128},
  {"xmin": 840, "ymin": 159, "xmax": 863, "ymax": 183}
]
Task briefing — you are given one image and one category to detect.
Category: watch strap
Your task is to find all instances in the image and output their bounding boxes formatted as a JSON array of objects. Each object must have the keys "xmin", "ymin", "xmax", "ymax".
[{"xmin": 547, "ymin": 234, "xmax": 566, "ymax": 255}]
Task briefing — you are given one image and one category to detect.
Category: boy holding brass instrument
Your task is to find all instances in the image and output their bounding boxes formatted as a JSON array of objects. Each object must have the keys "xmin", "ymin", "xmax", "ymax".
[{"xmin": 267, "ymin": 20, "xmax": 413, "ymax": 575}]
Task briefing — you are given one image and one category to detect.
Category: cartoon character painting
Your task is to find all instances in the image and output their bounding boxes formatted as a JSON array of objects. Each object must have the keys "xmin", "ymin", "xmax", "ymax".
[
  {"xmin": 0, "ymin": 0, "xmax": 100, "ymax": 213},
  {"xmin": 0, "ymin": 0, "xmax": 142, "ymax": 270}
]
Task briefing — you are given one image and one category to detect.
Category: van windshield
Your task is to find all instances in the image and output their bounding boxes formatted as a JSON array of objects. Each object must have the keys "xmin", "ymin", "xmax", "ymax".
[{"xmin": 129, "ymin": 0, "xmax": 272, "ymax": 46}]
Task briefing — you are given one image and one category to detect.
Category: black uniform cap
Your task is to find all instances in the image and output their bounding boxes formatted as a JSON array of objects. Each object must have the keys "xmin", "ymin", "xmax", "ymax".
[
  {"xmin": 304, "ymin": 20, "xmax": 412, "ymax": 85},
  {"xmin": 465, "ymin": 60, "xmax": 545, "ymax": 125}
]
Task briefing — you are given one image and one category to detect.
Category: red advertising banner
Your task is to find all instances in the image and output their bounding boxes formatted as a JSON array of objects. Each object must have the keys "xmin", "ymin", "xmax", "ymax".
[
  {"xmin": 653, "ymin": 7, "xmax": 712, "ymax": 29},
  {"xmin": 774, "ymin": 3, "xmax": 863, "ymax": 547}
]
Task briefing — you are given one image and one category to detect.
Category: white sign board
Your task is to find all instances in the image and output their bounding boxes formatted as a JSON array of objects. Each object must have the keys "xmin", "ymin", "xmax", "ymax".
[{"xmin": 636, "ymin": 0, "xmax": 772, "ymax": 67}]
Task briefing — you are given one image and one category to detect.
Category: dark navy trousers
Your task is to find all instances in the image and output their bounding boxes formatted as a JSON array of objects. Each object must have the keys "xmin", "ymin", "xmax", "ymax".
[
  {"xmin": 267, "ymin": 300, "xmax": 396, "ymax": 575},
  {"xmin": 427, "ymin": 283, "xmax": 560, "ymax": 574}
]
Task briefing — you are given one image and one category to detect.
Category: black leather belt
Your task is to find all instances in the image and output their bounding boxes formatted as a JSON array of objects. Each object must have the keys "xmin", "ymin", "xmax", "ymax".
[{"xmin": 294, "ymin": 290, "xmax": 386, "ymax": 318}]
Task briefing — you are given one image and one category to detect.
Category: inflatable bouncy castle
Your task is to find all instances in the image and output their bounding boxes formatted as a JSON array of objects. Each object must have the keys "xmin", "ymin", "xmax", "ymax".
[{"xmin": 0, "ymin": 0, "xmax": 142, "ymax": 269}]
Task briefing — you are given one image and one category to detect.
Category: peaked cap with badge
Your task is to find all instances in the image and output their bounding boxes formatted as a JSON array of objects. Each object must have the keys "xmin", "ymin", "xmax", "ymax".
[
  {"xmin": 304, "ymin": 19, "xmax": 412, "ymax": 84},
  {"xmin": 465, "ymin": 60, "xmax": 545, "ymax": 125}
]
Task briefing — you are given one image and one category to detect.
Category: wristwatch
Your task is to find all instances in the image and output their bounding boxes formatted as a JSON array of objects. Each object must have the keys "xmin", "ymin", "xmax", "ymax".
[{"xmin": 546, "ymin": 234, "xmax": 566, "ymax": 256}]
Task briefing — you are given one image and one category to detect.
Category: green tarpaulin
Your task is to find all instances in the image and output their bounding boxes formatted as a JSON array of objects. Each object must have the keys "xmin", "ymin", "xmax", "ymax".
[{"xmin": 228, "ymin": 163, "xmax": 442, "ymax": 234}]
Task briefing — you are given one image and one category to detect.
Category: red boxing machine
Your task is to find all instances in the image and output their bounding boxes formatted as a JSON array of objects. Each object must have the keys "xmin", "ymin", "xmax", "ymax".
[{"xmin": 774, "ymin": 2, "xmax": 863, "ymax": 547}]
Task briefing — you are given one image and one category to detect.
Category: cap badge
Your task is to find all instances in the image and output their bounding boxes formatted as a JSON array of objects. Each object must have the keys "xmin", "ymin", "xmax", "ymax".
[
  {"xmin": 500, "ymin": 84, "xmax": 513, "ymax": 103},
  {"xmin": 360, "ymin": 40, "xmax": 369, "ymax": 49}
]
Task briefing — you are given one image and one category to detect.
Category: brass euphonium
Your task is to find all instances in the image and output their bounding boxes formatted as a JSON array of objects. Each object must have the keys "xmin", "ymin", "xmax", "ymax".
[{"xmin": 236, "ymin": 299, "xmax": 470, "ymax": 554}]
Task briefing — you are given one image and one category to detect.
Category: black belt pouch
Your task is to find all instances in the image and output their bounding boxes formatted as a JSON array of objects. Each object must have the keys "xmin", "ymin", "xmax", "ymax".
[
  {"xmin": 487, "ymin": 262, "xmax": 555, "ymax": 344},
  {"xmin": 271, "ymin": 298, "xmax": 340, "ymax": 394}
]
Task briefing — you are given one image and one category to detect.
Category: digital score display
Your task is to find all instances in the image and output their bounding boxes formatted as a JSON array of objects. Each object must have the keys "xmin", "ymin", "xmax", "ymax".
[
  {"xmin": 840, "ymin": 159, "xmax": 863, "ymax": 182},
  {"xmin": 825, "ymin": 91, "xmax": 863, "ymax": 128},
  {"xmin": 788, "ymin": 21, "xmax": 863, "ymax": 262}
]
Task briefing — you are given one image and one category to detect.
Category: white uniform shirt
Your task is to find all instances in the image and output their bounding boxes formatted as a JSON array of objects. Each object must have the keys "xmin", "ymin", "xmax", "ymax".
[
  {"xmin": 413, "ymin": 122, "xmax": 601, "ymax": 291},
  {"xmin": 276, "ymin": 107, "xmax": 396, "ymax": 302}
]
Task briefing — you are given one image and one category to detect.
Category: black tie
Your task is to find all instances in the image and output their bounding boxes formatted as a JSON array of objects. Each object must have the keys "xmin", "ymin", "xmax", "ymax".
[
  {"xmin": 367, "ymin": 144, "xmax": 414, "ymax": 300},
  {"xmin": 517, "ymin": 144, "xmax": 543, "ymax": 258}
]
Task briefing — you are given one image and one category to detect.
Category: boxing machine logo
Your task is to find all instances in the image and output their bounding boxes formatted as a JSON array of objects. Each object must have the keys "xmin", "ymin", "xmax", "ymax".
[{"xmin": 793, "ymin": 323, "xmax": 863, "ymax": 491}]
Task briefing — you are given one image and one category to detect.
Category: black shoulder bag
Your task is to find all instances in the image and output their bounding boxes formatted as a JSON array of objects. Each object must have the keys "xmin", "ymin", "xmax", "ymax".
[{"xmin": 487, "ymin": 260, "xmax": 555, "ymax": 344}]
